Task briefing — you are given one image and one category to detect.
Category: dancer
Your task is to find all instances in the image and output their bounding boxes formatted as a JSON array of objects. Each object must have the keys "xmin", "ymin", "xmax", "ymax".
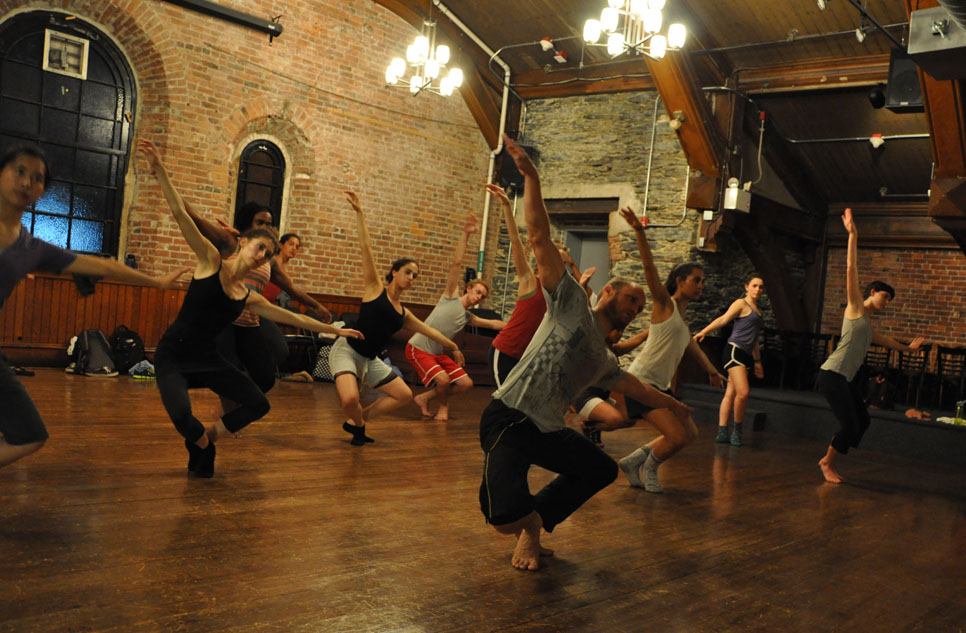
[
  {"xmin": 694, "ymin": 272, "xmax": 766, "ymax": 446},
  {"xmin": 816, "ymin": 208, "xmax": 924, "ymax": 483},
  {"xmin": 0, "ymin": 144, "xmax": 186, "ymax": 469},
  {"xmin": 407, "ymin": 212, "xmax": 505, "ymax": 421},
  {"xmin": 479, "ymin": 136, "xmax": 690, "ymax": 571},
  {"xmin": 486, "ymin": 184, "xmax": 545, "ymax": 387},
  {"xmin": 262, "ymin": 233, "xmax": 305, "ymax": 306},
  {"xmin": 139, "ymin": 139, "xmax": 362, "ymax": 477},
  {"xmin": 336, "ymin": 191, "xmax": 464, "ymax": 445},
  {"xmin": 616, "ymin": 208, "xmax": 725, "ymax": 493}
]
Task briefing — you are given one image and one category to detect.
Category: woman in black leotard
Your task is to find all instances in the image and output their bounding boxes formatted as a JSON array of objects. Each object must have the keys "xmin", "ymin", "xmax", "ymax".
[
  {"xmin": 332, "ymin": 191, "xmax": 463, "ymax": 446},
  {"xmin": 138, "ymin": 140, "xmax": 362, "ymax": 477}
]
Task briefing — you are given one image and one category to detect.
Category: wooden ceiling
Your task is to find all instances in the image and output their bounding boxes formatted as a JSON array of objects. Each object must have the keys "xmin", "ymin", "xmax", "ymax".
[{"xmin": 375, "ymin": 0, "xmax": 962, "ymax": 216}]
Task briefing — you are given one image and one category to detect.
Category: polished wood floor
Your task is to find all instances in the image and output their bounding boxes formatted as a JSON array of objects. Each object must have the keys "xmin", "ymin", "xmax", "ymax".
[{"xmin": 2, "ymin": 370, "xmax": 965, "ymax": 633}]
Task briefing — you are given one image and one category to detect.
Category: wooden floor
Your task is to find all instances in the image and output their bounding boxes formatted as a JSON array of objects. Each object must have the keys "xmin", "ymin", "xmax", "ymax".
[{"xmin": 2, "ymin": 370, "xmax": 965, "ymax": 633}]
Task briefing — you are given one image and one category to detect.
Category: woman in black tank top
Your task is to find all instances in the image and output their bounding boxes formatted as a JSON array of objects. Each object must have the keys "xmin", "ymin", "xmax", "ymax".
[
  {"xmin": 336, "ymin": 192, "xmax": 463, "ymax": 445},
  {"xmin": 139, "ymin": 140, "xmax": 362, "ymax": 477}
]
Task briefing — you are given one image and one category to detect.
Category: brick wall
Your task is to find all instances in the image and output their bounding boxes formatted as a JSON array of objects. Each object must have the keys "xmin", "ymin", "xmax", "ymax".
[
  {"xmin": 1, "ymin": 0, "xmax": 495, "ymax": 307},
  {"xmin": 822, "ymin": 246, "xmax": 966, "ymax": 347}
]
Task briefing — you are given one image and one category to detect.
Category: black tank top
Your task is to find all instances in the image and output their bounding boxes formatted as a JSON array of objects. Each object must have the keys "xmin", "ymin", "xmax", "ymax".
[
  {"xmin": 155, "ymin": 267, "xmax": 249, "ymax": 374},
  {"xmin": 347, "ymin": 288, "xmax": 406, "ymax": 359}
]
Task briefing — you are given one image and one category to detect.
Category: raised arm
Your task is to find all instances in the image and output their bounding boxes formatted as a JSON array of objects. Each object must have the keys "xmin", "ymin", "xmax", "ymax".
[
  {"xmin": 443, "ymin": 213, "xmax": 479, "ymax": 298},
  {"xmin": 503, "ymin": 135, "xmax": 566, "ymax": 290},
  {"xmin": 618, "ymin": 207, "xmax": 673, "ymax": 320},
  {"xmin": 65, "ymin": 257, "xmax": 190, "ymax": 290},
  {"xmin": 403, "ymin": 310, "xmax": 464, "ymax": 366},
  {"xmin": 487, "ymin": 183, "xmax": 538, "ymax": 298},
  {"xmin": 182, "ymin": 198, "xmax": 238, "ymax": 258},
  {"xmin": 694, "ymin": 299, "xmax": 746, "ymax": 342},
  {"xmin": 344, "ymin": 191, "xmax": 383, "ymax": 298},
  {"xmin": 245, "ymin": 293, "xmax": 360, "ymax": 339},
  {"xmin": 269, "ymin": 258, "xmax": 332, "ymax": 322},
  {"xmin": 842, "ymin": 208, "xmax": 864, "ymax": 319},
  {"xmin": 137, "ymin": 139, "xmax": 219, "ymax": 276}
]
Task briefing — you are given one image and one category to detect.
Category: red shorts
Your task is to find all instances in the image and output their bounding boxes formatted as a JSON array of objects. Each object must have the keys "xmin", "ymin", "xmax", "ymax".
[{"xmin": 405, "ymin": 343, "xmax": 469, "ymax": 387}]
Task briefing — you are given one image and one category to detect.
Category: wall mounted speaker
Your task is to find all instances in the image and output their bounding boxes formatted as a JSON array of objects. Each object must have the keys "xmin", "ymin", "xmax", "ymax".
[
  {"xmin": 498, "ymin": 144, "xmax": 537, "ymax": 195},
  {"xmin": 885, "ymin": 48, "xmax": 924, "ymax": 113}
]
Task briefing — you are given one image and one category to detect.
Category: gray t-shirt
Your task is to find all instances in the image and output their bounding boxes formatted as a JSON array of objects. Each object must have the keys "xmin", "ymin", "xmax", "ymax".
[
  {"xmin": 821, "ymin": 313, "xmax": 872, "ymax": 382},
  {"xmin": 408, "ymin": 295, "xmax": 470, "ymax": 355},
  {"xmin": 0, "ymin": 229, "xmax": 77, "ymax": 312},
  {"xmin": 494, "ymin": 272, "xmax": 625, "ymax": 432}
]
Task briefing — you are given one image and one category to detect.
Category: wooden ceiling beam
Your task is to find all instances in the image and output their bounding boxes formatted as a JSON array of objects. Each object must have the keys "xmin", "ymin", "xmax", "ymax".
[
  {"xmin": 735, "ymin": 54, "xmax": 891, "ymax": 94},
  {"xmin": 513, "ymin": 59, "xmax": 655, "ymax": 99},
  {"xmin": 644, "ymin": 50, "xmax": 725, "ymax": 177},
  {"xmin": 904, "ymin": 0, "xmax": 966, "ymax": 251}
]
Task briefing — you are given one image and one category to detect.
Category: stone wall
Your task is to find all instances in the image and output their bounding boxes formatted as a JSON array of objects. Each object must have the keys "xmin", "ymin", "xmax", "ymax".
[{"xmin": 490, "ymin": 92, "xmax": 781, "ymax": 361}]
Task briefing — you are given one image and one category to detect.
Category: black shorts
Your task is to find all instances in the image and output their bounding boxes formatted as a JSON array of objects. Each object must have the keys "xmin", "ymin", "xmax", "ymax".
[
  {"xmin": 0, "ymin": 355, "xmax": 48, "ymax": 445},
  {"xmin": 574, "ymin": 386, "xmax": 612, "ymax": 413},
  {"xmin": 722, "ymin": 342, "xmax": 754, "ymax": 370},
  {"xmin": 625, "ymin": 385, "xmax": 677, "ymax": 420}
]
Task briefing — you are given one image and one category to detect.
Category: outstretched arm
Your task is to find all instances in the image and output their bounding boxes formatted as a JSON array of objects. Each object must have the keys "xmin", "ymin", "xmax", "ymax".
[
  {"xmin": 269, "ymin": 258, "xmax": 332, "ymax": 322},
  {"xmin": 873, "ymin": 332, "xmax": 925, "ymax": 353},
  {"xmin": 443, "ymin": 213, "xmax": 479, "ymax": 298},
  {"xmin": 612, "ymin": 329, "xmax": 648, "ymax": 356},
  {"xmin": 403, "ymin": 311, "xmax": 464, "ymax": 366},
  {"xmin": 467, "ymin": 313, "xmax": 506, "ymax": 330},
  {"xmin": 842, "ymin": 208, "xmax": 864, "ymax": 319},
  {"xmin": 344, "ymin": 191, "xmax": 383, "ymax": 299},
  {"xmin": 245, "ymin": 293, "xmax": 360, "ymax": 339},
  {"xmin": 65, "ymin": 258, "xmax": 190, "ymax": 290},
  {"xmin": 487, "ymin": 183, "xmax": 538, "ymax": 298},
  {"xmin": 503, "ymin": 135, "xmax": 566, "ymax": 291},
  {"xmin": 137, "ymin": 139, "xmax": 220, "ymax": 276},
  {"xmin": 686, "ymin": 337, "xmax": 726, "ymax": 388},
  {"xmin": 618, "ymin": 207, "xmax": 673, "ymax": 320},
  {"xmin": 694, "ymin": 299, "xmax": 746, "ymax": 342}
]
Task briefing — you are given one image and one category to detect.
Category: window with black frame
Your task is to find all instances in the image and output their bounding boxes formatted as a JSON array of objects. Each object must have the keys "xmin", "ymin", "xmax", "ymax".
[
  {"xmin": 0, "ymin": 11, "xmax": 136, "ymax": 256},
  {"xmin": 234, "ymin": 140, "xmax": 285, "ymax": 229}
]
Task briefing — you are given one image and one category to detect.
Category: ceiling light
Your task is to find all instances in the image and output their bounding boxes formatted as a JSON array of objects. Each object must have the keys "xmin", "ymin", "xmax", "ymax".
[
  {"xmin": 386, "ymin": 16, "xmax": 462, "ymax": 97},
  {"xmin": 582, "ymin": 0, "xmax": 686, "ymax": 60},
  {"xmin": 855, "ymin": 27, "xmax": 866, "ymax": 43},
  {"xmin": 817, "ymin": 0, "xmax": 827, "ymax": 10}
]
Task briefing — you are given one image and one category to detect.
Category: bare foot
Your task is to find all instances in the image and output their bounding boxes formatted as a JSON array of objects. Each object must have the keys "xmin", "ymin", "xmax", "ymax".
[
  {"xmin": 512, "ymin": 529, "xmax": 542, "ymax": 571},
  {"xmin": 434, "ymin": 405, "xmax": 450, "ymax": 422},
  {"xmin": 819, "ymin": 458, "xmax": 844, "ymax": 484},
  {"xmin": 413, "ymin": 391, "xmax": 434, "ymax": 417}
]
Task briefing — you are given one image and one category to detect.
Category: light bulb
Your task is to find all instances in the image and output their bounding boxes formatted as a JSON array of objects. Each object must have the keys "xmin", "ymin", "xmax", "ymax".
[
  {"xmin": 607, "ymin": 32, "xmax": 625, "ymax": 56},
  {"xmin": 630, "ymin": 0, "xmax": 647, "ymax": 17},
  {"xmin": 650, "ymin": 34, "xmax": 667, "ymax": 58},
  {"xmin": 410, "ymin": 75, "xmax": 422, "ymax": 94},
  {"xmin": 385, "ymin": 66, "xmax": 399, "ymax": 84},
  {"xmin": 643, "ymin": 8, "xmax": 662, "ymax": 33},
  {"xmin": 608, "ymin": 0, "xmax": 624, "ymax": 8},
  {"xmin": 601, "ymin": 7, "xmax": 620, "ymax": 32},
  {"xmin": 448, "ymin": 67, "xmax": 463, "ymax": 87},
  {"xmin": 583, "ymin": 19, "xmax": 602, "ymax": 43},
  {"xmin": 668, "ymin": 23, "xmax": 686, "ymax": 48},
  {"xmin": 425, "ymin": 58, "xmax": 440, "ymax": 79},
  {"xmin": 647, "ymin": 0, "xmax": 666, "ymax": 9},
  {"xmin": 414, "ymin": 35, "xmax": 429, "ymax": 61},
  {"xmin": 390, "ymin": 57, "xmax": 406, "ymax": 77},
  {"xmin": 406, "ymin": 44, "xmax": 418, "ymax": 64},
  {"xmin": 435, "ymin": 44, "xmax": 450, "ymax": 65},
  {"xmin": 440, "ymin": 76, "xmax": 453, "ymax": 96}
]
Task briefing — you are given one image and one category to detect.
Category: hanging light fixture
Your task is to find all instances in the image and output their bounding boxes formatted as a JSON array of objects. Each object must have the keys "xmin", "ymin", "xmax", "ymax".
[
  {"xmin": 582, "ymin": 0, "xmax": 687, "ymax": 60},
  {"xmin": 385, "ymin": 10, "xmax": 463, "ymax": 97}
]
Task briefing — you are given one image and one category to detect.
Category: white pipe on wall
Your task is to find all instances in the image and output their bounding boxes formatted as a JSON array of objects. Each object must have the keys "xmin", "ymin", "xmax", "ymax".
[{"xmin": 432, "ymin": 0, "xmax": 510, "ymax": 278}]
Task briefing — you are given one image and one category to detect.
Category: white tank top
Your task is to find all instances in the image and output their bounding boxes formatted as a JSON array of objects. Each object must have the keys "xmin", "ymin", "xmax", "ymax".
[{"xmin": 628, "ymin": 298, "xmax": 692, "ymax": 391}]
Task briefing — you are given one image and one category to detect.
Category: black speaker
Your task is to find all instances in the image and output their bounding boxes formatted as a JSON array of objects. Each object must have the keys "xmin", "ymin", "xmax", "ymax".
[
  {"xmin": 885, "ymin": 48, "xmax": 924, "ymax": 114},
  {"xmin": 498, "ymin": 144, "xmax": 537, "ymax": 195}
]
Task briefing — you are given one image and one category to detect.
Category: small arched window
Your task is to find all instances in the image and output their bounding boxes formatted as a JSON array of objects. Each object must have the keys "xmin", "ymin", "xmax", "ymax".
[
  {"xmin": 234, "ymin": 140, "xmax": 285, "ymax": 229},
  {"xmin": 0, "ymin": 11, "xmax": 136, "ymax": 255}
]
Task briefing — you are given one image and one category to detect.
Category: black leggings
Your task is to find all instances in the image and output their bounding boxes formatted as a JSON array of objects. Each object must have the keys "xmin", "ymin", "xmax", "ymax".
[
  {"xmin": 816, "ymin": 369, "xmax": 870, "ymax": 455},
  {"xmin": 157, "ymin": 366, "xmax": 270, "ymax": 443},
  {"xmin": 215, "ymin": 320, "xmax": 289, "ymax": 394},
  {"xmin": 0, "ymin": 355, "xmax": 48, "ymax": 445}
]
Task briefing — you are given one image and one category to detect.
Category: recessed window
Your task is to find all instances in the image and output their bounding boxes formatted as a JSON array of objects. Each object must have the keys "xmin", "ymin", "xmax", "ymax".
[
  {"xmin": 43, "ymin": 29, "xmax": 89, "ymax": 80},
  {"xmin": 234, "ymin": 140, "xmax": 286, "ymax": 228}
]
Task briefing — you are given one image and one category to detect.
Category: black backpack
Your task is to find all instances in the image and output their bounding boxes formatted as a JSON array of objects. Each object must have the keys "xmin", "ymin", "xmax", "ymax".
[
  {"xmin": 66, "ymin": 329, "xmax": 119, "ymax": 377},
  {"xmin": 109, "ymin": 325, "xmax": 146, "ymax": 374}
]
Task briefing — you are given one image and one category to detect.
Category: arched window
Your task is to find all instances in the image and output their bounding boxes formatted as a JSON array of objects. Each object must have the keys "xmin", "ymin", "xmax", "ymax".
[
  {"xmin": 234, "ymin": 140, "xmax": 285, "ymax": 229},
  {"xmin": 0, "ymin": 11, "xmax": 136, "ymax": 255}
]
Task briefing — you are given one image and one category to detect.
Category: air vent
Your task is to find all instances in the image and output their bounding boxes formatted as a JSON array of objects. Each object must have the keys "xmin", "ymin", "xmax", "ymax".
[{"xmin": 43, "ymin": 29, "xmax": 89, "ymax": 80}]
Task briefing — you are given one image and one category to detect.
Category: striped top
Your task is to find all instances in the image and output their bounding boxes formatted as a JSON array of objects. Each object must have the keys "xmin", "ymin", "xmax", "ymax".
[{"xmin": 232, "ymin": 260, "xmax": 271, "ymax": 327}]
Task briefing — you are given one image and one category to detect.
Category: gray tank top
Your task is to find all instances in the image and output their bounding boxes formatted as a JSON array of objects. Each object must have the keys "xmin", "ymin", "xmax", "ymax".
[
  {"xmin": 821, "ymin": 313, "xmax": 872, "ymax": 381},
  {"xmin": 728, "ymin": 301, "xmax": 763, "ymax": 353},
  {"xmin": 628, "ymin": 297, "xmax": 693, "ymax": 391}
]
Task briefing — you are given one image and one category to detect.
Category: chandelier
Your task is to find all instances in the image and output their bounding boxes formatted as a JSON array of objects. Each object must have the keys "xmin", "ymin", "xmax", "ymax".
[
  {"xmin": 582, "ymin": 0, "xmax": 687, "ymax": 60},
  {"xmin": 385, "ymin": 18, "xmax": 463, "ymax": 96}
]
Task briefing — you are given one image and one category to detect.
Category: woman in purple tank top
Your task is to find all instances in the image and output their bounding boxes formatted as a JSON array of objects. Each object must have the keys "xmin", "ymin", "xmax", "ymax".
[{"xmin": 694, "ymin": 272, "xmax": 766, "ymax": 447}]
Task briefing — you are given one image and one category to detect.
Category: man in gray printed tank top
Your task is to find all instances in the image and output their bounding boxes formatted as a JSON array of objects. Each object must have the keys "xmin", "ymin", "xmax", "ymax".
[
  {"xmin": 816, "ymin": 208, "xmax": 925, "ymax": 484},
  {"xmin": 478, "ymin": 136, "xmax": 690, "ymax": 572}
]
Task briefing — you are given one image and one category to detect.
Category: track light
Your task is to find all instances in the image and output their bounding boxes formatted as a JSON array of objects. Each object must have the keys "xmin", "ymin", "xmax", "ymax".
[
  {"xmin": 817, "ymin": 0, "xmax": 827, "ymax": 10},
  {"xmin": 855, "ymin": 27, "xmax": 866, "ymax": 43}
]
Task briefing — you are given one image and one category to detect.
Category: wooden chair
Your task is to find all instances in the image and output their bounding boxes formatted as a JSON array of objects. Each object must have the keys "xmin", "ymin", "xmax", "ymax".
[
  {"xmin": 934, "ymin": 345, "xmax": 966, "ymax": 411},
  {"xmin": 893, "ymin": 343, "xmax": 932, "ymax": 408}
]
